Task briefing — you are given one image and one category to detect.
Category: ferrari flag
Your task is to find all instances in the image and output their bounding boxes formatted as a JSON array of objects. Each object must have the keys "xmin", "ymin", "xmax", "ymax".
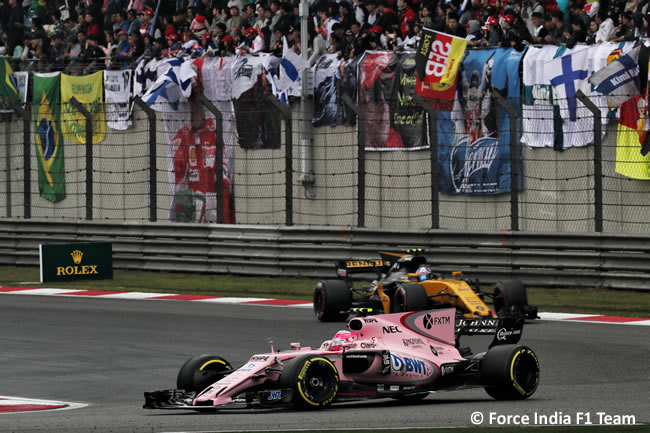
[
  {"xmin": 33, "ymin": 72, "xmax": 65, "ymax": 202},
  {"xmin": 61, "ymin": 71, "xmax": 106, "ymax": 144},
  {"xmin": 415, "ymin": 28, "xmax": 467, "ymax": 104}
]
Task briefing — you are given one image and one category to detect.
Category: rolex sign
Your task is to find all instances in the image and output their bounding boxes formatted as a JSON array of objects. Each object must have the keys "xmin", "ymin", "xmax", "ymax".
[{"xmin": 40, "ymin": 242, "xmax": 113, "ymax": 282}]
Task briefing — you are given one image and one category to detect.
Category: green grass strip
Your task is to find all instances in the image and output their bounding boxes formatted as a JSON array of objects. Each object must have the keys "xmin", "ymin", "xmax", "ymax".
[{"xmin": 1, "ymin": 266, "xmax": 649, "ymax": 317}]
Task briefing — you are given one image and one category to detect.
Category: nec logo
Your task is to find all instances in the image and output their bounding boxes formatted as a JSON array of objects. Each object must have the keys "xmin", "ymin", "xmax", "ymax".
[{"xmin": 382, "ymin": 326, "xmax": 402, "ymax": 334}]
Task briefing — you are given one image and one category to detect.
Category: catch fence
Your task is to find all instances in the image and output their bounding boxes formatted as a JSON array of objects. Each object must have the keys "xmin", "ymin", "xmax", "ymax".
[{"xmin": 1, "ymin": 91, "xmax": 649, "ymax": 233}]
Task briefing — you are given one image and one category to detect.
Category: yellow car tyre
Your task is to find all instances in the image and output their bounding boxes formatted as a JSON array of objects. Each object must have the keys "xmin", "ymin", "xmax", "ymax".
[
  {"xmin": 494, "ymin": 280, "xmax": 528, "ymax": 316},
  {"xmin": 391, "ymin": 283, "xmax": 429, "ymax": 313},
  {"xmin": 313, "ymin": 279, "xmax": 352, "ymax": 322}
]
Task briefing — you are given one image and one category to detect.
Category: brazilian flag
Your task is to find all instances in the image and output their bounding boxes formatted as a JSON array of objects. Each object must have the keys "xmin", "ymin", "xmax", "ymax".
[
  {"xmin": 33, "ymin": 73, "xmax": 65, "ymax": 203},
  {"xmin": 0, "ymin": 58, "xmax": 19, "ymax": 112}
]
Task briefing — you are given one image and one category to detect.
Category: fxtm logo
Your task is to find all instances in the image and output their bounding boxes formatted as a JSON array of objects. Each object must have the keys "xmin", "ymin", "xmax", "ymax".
[{"xmin": 56, "ymin": 250, "xmax": 99, "ymax": 276}]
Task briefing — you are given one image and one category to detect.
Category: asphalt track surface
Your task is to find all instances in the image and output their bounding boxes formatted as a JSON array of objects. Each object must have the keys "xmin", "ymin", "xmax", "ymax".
[{"xmin": 1, "ymin": 294, "xmax": 648, "ymax": 433}]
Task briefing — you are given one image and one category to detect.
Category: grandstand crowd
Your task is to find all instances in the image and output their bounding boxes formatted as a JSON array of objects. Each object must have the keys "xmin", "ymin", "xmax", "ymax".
[{"xmin": 0, "ymin": 0, "xmax": 649, "ymax": 73}]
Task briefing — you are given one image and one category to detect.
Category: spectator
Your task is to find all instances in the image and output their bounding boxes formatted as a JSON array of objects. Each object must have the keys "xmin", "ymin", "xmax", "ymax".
[
  {"xmin": 114, "ymin": 29, "xmax": 130, "ymax": 63},
  {"xmin": 569, "ymin": 2, "xmax": 590, "ymax": 27},
  {"xmin": 549, "ymin": 10, "xmax": 569, "ymax": 43},
  {"xmin": 308, "ymin": 20, "xmax": 326, "ymax": 66},
  {"xmin": 610, "ymin": 11, "xmax": 637, "ymax": 41},
  {"xmin": 276, "ymin": 2, "xmax": 295, "ymax": 33},
  {"xmin": 83, "ymin": 11, "xmax": 102, "ymax": 41},
  {"xmin": 419, "ymin": 4, "xmax": 434, "ymax": 28},
  {"xmin": 351, "ymin": 0, "xmax": 367, "ymax": 26},
  {"xmin": 253, "ymin": 4, "xmax": 269, "ymax": 29},
  {"xmin": 190, "ymin": 14, "xmax": 209, "ymax": 37},
  {"xmin": 566, "ymin": 16, "xmax": 587, "ymax": 47},
  {"xmin": 226, "ymin": 1, "xmax": 246, "ymax": 37},
  {"xmin": 51, "ymin": 31, "xmax": 67, "ymax": 69},
  {"xmin": 317, "ymin": 4, "xmax": 338, "ymax": 49},
  {"xmin": 586, "ymin": 18, "xmax": 599, "ymax": 43},
  {"xmin": 530, "ymin": 11, "xmax": 544, "ymax": 40},
  {"xmin": 242, "ymin": 4, "xmax": 256, "ymax": 28},
  {"xmin": 166, "ymin": 32, "xmax": 182, "ymax": 54},
  {"xmin": 400, "ymin": 19, "xmax": 419, "ymax": 48},
  {"xmin": 269, "ymin": 0, "xmax": 281, "ymax": 31},
  {"xmin": 100, "ymin": 30, "xmax": 118, "ymax": 66},
  {"xmin": 595, "ymin": 10, "xmax": 615, "ymax": 42},
  {"xmin": 365, "ymin": 0, "xmax": 381, "ymax": 26},
  {"xmin": 398, "ymin": 0, "xmax": 417, "ymax": 37},
  {"xmin": 539, "ymin": 12, "xmax": 555, "ymax": 43},
  {"xmin": 128, "ymin": 9, "xmax": 142, "ymax": 35},
  {"xmin": 483, "ymin": 15, "xmax": 502, "ymax": 45},
  {"xmin": 6, "ymin": 0, "xmax": 24, "ymax": 56},
  {"xmin": 446, "ymin": 11, "xmax": 467, "ymax": 37},
  {"xmin": 377, "ymin": 1, "xmax": 400, "ymax": 30},
  {"xmin": 338, "ymin": 2, "xmax": 357, "ymax": 29},
  {"xmin": 500, "ymin": 13, "xmax": 519, "ymax": 46},
  {"xmin": 466, "ymin": 20, "xmax": 483, "ymax": 45}
]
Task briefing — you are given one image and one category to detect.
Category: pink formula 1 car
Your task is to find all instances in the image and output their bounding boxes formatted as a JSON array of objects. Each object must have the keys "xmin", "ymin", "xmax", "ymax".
[{"xmin": 144, "ymin": 309, "xmax": 540, "ymax": 411}]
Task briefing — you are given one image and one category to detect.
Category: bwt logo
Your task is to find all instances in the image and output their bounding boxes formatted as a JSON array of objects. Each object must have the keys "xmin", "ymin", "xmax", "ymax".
[{"xmin": 391, "ymin": 355, "xmax": 427, "ymax": 375}]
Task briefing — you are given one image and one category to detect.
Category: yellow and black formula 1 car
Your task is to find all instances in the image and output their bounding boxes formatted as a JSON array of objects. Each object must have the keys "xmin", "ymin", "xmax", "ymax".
[{"xmin": 313, "ymin": 250, "xmax": 538, "ymax": 322}]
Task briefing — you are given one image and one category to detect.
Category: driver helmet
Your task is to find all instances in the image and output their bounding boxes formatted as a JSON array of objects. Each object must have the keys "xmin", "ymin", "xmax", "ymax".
[
  {"xmin": 330, "ymin": 330, "xmax": 358, "ymax": 351},
  {"xmin": 416, "ymin": 265, "xmax": 432, "ymax": 282}
]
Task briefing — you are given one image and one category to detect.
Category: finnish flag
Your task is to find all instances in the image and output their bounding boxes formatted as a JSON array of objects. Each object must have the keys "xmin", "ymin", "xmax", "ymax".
[
  {"xmin": 142, "ymin": 58, "xmax": 196, "ymax": 111},
  {"xmin": 277, "ymin": 37, "xmax": 309, "ymax": 98},
  {"xmin": 546, "ymin": 48, "xmax": 590, "ymax": 122}
]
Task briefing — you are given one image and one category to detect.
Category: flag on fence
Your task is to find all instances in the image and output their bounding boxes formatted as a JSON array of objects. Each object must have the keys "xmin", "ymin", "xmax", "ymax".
[
  {"xmin": 589, "ymin": 45, "xmax": 641, "ymax": 110},
  {"xmin": 104, "ymin": 70, "xmax": 132, "ymax": 131},
  {"xmin": 33, "ymin": 72, "xmax": 65, "ymax": 203},
  {"xmin": 615, "ymin": 95, "xmax": 650, "ymax": 179},
  {"xmin": 277, "ymin": 37, "xmax": 309, "ymax": 98},
  {"xmin": 546, "ymin": 47, "xmax": 590, "ymax": 122},
  {"xmin": 61, "ymin": 71, "xmax": 106, "ymax": 144},
  {"xmin": 0, "ymin": 58, "xmax": 19, "ymax": 113},
  {"xmin": 142, "ymin": 58, "xmax": 196, "ymax": 110},
  {"xmin": 415, "ymin": 28, "xmax": 466, "ymax": 108}
]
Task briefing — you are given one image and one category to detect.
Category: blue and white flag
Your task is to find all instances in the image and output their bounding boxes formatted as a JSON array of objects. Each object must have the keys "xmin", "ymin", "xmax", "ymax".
[
  {"xmin": 142, "ymin": 58, "xmax": 196, "ymax": 111},
  {"xmin": 546, "ymin": 47, "xmax": 590, "ymax": 122},
  {"xmin": 589, "ymin": 45, "xmax": 640, "ymax": 109},
  {"xmin": 277, "ymin": 37, "xmax": 309, "ymax": 98}
]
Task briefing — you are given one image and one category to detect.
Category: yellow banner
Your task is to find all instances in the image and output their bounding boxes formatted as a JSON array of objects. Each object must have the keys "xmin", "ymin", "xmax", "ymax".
[{"xmin": 61, "ymin": 71, "xmax": 105, "ymax": 144}]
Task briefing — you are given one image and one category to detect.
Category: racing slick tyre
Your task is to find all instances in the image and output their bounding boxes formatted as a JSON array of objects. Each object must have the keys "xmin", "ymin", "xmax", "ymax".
[
  {"xmin": 391, "ymin": 283, "xmax": 429, "ymax": 313},
  {"xmin": 313, "ymin": 280, "xmax": 352, "ymax": 322},
  {"xmin": 493, "ymin": 280, "xmax": 528, "ymax": 317},
  {"xmin": 481, "ymin": 345, "xmax": 540, "ymax": 400},
  {"xmin": 279, "ymin": 355, "xmax": 340, "ymax": 409},
  {"xmin": 177, "ymin": 354, "xmax": 233, "ymax": 394}
]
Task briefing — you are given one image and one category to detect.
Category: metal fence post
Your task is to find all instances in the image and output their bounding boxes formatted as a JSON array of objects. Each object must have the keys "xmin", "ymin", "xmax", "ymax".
[
  {"xmin": 576, "ymin": 90, "xmax": 603, "ymax": 233},
  {"xmin": 341, "ymin": 94, "xmax": 365, "ymax": 228},
  {"xmin": 133, "ymin": 97, "xmax": 157, "ymax": 222},
  {"xmin": 9, "ymin": 99, "xmax": 31, "ymax": 219},
  {"xmin": 491, "ymin": 88, "xmax": 519, "ymax": 231},
  {"xmin": 413, "ymin": 94, "xmax": 440, "ymax": 229},
  {"xmin": 265, "ymin": 96, "xmax": 294, "ymax": 226},
  {"xmin": 198, "ymin": 94, "xmax": 225, "ymax": 224},
  {"xmin": 69, "ymin": 97, "xmax": 93, "ymax": 221}
]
